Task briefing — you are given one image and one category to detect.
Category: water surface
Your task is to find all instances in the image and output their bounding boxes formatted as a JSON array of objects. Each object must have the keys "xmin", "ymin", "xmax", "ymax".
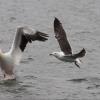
[{"xmin": 0, "ymin": 0, "xmax": 100, "ymax": 100}]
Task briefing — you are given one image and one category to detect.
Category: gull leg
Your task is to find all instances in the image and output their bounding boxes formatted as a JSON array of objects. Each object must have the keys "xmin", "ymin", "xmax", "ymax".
[{"xmin": 74, "ymin": 61, "xmax": 80, "ymax": 68}]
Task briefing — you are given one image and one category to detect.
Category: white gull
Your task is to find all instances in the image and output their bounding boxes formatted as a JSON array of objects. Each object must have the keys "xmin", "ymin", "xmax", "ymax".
[{"xmin": 0, "ymin": 26, "xmax": 48, "ymax": 80}]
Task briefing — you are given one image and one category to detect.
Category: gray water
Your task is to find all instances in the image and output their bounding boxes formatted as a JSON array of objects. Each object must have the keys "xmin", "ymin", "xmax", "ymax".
[{"xmin": 0, "ymin": 0, "xmax": 100, "ymax": 100}]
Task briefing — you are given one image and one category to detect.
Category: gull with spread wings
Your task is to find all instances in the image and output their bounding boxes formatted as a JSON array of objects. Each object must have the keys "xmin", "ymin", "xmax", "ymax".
[
  {"xmin": 50, "ymin": 17, "xmax": 86, "ymax": 68},
  {"xmin": 0, "ymin": 26, "xmax": 48, "ymax": 80}
]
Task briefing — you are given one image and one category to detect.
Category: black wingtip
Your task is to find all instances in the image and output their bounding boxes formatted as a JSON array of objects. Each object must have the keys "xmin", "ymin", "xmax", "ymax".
[
  {"xmin": 38, "ymin": 37, "xmax": 48, "ymax": 42},
  {"xmin": 36, "ymin": 31, "xmax": 49, "ymax": 42},
  {"xmin": 54, "ymin": 17, "xmax": 61, "ymax": 28},
  {"xmin": 54, "ymin": 17, "xmax": 59, "ymax": 22}
]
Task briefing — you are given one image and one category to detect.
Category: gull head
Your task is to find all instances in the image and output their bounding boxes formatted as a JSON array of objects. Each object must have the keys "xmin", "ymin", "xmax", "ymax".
[{"xmin": 49, "ymin": 52, "xmax": 64, "ymax": 58}]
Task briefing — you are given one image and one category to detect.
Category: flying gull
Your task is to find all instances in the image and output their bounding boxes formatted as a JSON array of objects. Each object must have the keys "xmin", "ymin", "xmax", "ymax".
[
  {"xmin": 0, "ymin": 26, "xmax": 48, "ymax": 80},
  {"xmin": 50, "ymin": 17, "xmax": 86, "ymax": 68}
]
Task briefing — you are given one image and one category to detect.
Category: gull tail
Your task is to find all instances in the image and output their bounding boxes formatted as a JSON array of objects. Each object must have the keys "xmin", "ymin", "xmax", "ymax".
[{"xmin": 73, "ymin": 48, "xmax": 86, "ymax": 58}]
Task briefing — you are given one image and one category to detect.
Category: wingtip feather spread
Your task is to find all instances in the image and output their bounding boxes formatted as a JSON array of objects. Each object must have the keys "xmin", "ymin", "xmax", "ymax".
[{"xmin": 54, "ymin": 17, "xmax": 61, "ymax": 28}]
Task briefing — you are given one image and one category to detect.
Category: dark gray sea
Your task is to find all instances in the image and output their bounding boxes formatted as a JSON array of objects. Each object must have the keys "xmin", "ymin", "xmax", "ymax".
[{"xmin": 0, "ymin": 0, "xmax": 100, "ymax": 100}]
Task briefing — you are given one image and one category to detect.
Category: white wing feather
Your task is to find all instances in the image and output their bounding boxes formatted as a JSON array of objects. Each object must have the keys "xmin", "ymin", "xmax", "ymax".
[
  {"xmin": 9, "ymin": 28, "xmax": 23, "ymax": 65},
  {"xmin": 8, "ymin": 26, "xmax": 37, "ymax": 65}
]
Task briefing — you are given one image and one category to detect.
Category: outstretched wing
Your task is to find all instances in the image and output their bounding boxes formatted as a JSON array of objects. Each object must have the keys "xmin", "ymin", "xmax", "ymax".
[
  {"xmin": 20, "ymin": 30, "xmax": 48, "ymax": 52},
  {"xmin": 9, "ymin": 26, "xmax": 48, "ymax": 64},
  {"xmin": 54, "ymin": 17, "xmax": 72, "ymax": 55}
]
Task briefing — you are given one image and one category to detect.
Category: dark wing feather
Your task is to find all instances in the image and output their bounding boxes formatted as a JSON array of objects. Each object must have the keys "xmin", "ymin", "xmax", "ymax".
[
  {"xmin": 20, "ymin": 34, "xmax": 29, "ymax": 52},
  {"xmin": 72, "ymin": 48, "xmax": 86, "ymax": 58},
  {"xmin": 54, "ymin": 17, "xmax": 72, "ymax": 55},
  {"xmin": 32, "ymin": 31, "xmax": 48, "ymax": 41},
  {"xmin": 20, "ymin": 29, "xmax": 48, "ymax": 52}
]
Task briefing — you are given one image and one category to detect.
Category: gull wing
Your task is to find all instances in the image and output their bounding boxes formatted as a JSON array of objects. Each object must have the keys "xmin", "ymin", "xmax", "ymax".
[
  {"xmin": 54, "ymin": 17, "xmax": 72, "ymax": 55},
  {"xmin": 9, "ymin": 26, "xmax": 48, "ymax": 65}
]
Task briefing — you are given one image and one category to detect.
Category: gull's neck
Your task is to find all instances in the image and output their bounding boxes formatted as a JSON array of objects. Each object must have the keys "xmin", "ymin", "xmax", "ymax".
[{"xmin": 58, "ymin": 51, "xmax": 65, "ymax": 56}]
